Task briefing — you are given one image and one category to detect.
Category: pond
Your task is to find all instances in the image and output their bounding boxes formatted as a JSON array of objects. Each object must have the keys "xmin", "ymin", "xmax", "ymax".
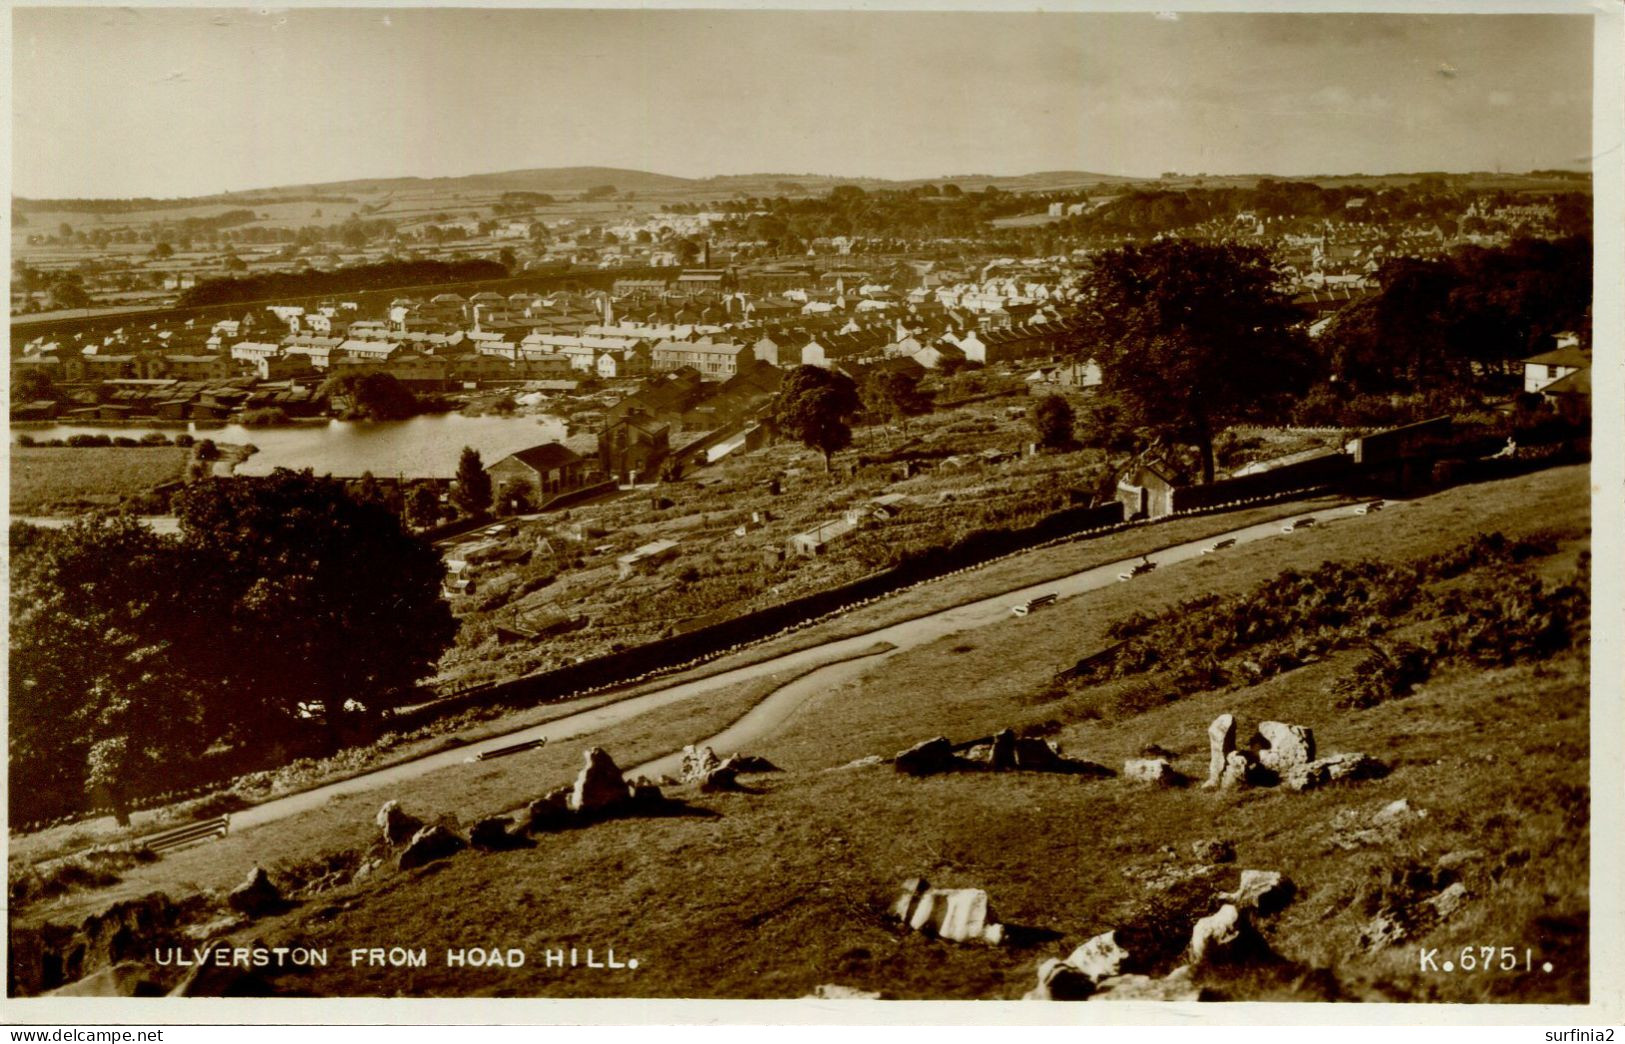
[{"xmin": 13, "ymin": 413, "xmax": 572, "ymax": 480}]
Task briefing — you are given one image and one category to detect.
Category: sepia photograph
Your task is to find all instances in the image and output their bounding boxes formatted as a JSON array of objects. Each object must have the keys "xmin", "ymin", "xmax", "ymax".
[{"xmin": 4, "ymin": 0, "xmax": 1621, "ymax": 1022}]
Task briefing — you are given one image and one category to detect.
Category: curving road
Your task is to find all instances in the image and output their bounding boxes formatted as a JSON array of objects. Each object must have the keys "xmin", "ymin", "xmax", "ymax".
[{"xmin": 224, "ymin": 501, "xmax": 1374, "ymax": 833}]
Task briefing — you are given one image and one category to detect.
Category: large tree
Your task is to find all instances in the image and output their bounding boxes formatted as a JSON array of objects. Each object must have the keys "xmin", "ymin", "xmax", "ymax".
[
  {"xmin": 317, "ymin": 371, "xmax": 420, "ymax": 421},
  {"xmin": 1078, "ymin": 239, "xmax": 1316, "ymax": 483},
  {"xmin": 772, "ymin": 366, "xmax": 862, "ymax": 472},
  {"xmin": 453, "ymin": 446, "xmax": 493, "ymax": 516},
  {"xmin": 861, "ymin": 369, "xmax": 933, "ymax": 431}
]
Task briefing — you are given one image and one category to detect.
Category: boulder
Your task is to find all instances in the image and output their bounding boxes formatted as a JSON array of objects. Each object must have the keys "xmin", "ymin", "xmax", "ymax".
[
  {"xmin": 836, "ymin": 755, "xmax": 885, "ymax": 771},
  {"xmin": 698, "ymin": 765, "xmax": 741, "ymax": 793},
  {"xmin": 724, "ymin": 753, "xmax": 780, "ymax": 774},
  {"xmin": 679, "ymin": 745, "xmax": 722, "ymax": 784},
  {"xmin": 1219, "ymin": 750, "xmax": 1258, "ymax": 789},
  {"xmin": 1283, "ymin": 752, "xmax": 1385, "ymax": 792},
  {"xmin": 809, "ymin": 983, "xmax": 883, "ymax": 1000},
  {"xmin": 1435, "ymin": 848, "xmax": 1484, "ymax": 874},
  {"xmin": 527, "ymin": 786, "xmax": 574, "ymax": 832},
  {"xmin": 1372, "ymin": 798, "xmax": 1418, "ymax": 826},
  {"xmin": 1088, "ymin": 966, "xmax": 1204, "ymax": 1002},
  {"xmin": 628, "ymin": 781, "xmax": 665, "ymax": 807},
  {"xmin": 226, "ymin": 867, "xmax": 281, "ymax": 917},
  {"xmin": 1255, "ymin": 721, "xmax": 1315, "ymax": 773},
  {"xmin": 1426, "ymin": 882, "xmax": 1469, "ymax": 921},
  {"xmin": 375, "ymin": 800, "xmax": 423, "ymax": 847},
  {"xmin": 894, "ymin": 737, "xmax": 957, "ymax": 777},
  {"xmin": 1205, "ymin": 714, "xmax": 1236, "ymax": 787},
  {"xmin": 991, "ymin": 729, "xmax": 1018, "ymax": 772},
  {"xmin": 469, "ymin": 816, "xmax": 516, "ymax": 851},
  {"xmin": 1023, "ymin": 930, "xmax": 1134, "ymax": 998},
  {"xmin": 1190, "ymin": 838, "xmax": 1236, "ymax": 864},
  {"xmin": 397, "ymin": 825, "xmax": 467, "ymax": 871},
  {"xmin": 1024, "ymin": 958, "xmax": 1096, "ymax": 1001},
  {"xmin": 891, "ymin": 878, "xmax": 1004, "ymax": 945},
  {"xmin": 570, "ymin": 747, "xmax": 631, "ymax": 812},
  {"xmin": 1123, "ymin": 758, "xmax": 1180, "ymax": 786},
  {"xmin": 1188, "ymin": 904, "xmax": 1267, "ymax": 966},
  {"xmin": 1220, "ymin": 869, "xmax": 1294, "ymax": 915},
  {"xmin": 1065, "ymin": 931, "xmax": 1132, "ymax": 981},
  {"xmin": 1013, "ymin": 736, "xmax": 1065, "ymax": 772}
]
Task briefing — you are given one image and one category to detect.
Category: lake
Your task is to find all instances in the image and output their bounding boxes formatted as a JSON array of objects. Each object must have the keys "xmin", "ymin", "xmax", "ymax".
[{"xmin": 12, "ymin": 413, "xmax": 572, "ymax": 480}]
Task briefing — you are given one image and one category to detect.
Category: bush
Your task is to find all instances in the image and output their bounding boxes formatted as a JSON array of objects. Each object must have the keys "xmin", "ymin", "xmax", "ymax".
[
  {"xmin": 17, "ymin": 433, "xmax": 35, "ymax": 447},
  {"xmin": 240, "ymin": 407, "xmax": 290, "ymax": 427},
  {"xmin": 1331, "ymin": 640, "xmax": 1435, "ymax": 709},
  {"xmin": 112, "ymin": 436, "xmax": 138, "ymax": 447},
  {"xmin": 139, "ymin": 432, "xmax": 172, "ymax": 446},
  {"xmin": 174, "ymin": 433, "xmax": 195, "ymax": 448},
  {"xmin": 66, "ymin": 434, "xmax": 112, "ymax": 448}
]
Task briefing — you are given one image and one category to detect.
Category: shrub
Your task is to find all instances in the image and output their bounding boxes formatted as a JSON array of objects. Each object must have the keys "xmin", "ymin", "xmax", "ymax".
[
  {"xmin": 17, "ymin": 433, "xmax": 35, "ymax": 447},
  {"xmin": 174, "ymin": 433, "xmax": 195, "ymax": 448},
  {"xmin": 1331, "ymin": 640, "xmax": 1435, "ymax": 709},
  {"xmin": 139, "ymin": 432, "xmax": 172, "ymax": 446},
  {"xmin": 240, "ymin": 407, "xmax": 290, "ymax": 427},
  {"xmin": 66, "ymin": 434, "xmax": 112, "ymax": 447},
  {"xmin": 112, "ymin": 436, "xmax": 138, "ymax": 447}
]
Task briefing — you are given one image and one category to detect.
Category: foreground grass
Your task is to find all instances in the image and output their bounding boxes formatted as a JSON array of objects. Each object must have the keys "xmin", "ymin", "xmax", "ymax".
[{"xmin": 9, "ymin": 446, "xmax": 189, "ymax": 514}]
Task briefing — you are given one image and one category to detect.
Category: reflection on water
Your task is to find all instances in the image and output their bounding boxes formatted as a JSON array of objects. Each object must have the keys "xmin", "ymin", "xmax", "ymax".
[{"xmin": 13, "ymin": 413, "xmax": 572, "ymax": 479}]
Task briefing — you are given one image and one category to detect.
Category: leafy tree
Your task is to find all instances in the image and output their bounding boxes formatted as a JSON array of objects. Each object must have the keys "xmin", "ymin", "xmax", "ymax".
[
  {"xmin": 12, "ymin": 369, "xmax": 58, "ymax": 403},
  {"xmin": 1031, "ymin": 393, "xmax": 1076, "ymax": 450},
  {"xmin": 500, "ymin": 479, "xmax": 537, "ymax": 515},
  {"xmin": 453, "ymin": 446, "xmax": 493, "ymax": 516},
  {"xmin": 149, "ymin": 241, "xmax": 174, "ymax": 259},
  {"xmin": 195, "ymin": 438, "xmax": 220, "ymax": 461},
  {"xmin": 772, "ymin": 365, "xmax": 862, "ymax": 472},
  {"xmin": 1079, "ymin": 239, "xmax": 1316, "ymax": 483},
  {"xmin": 861, "ymin": 369, "xmax": 933, "ymax": 430},
  {"xmin": 46, "ymin": 279, "xmax": 91, "ymax": 311},
  {"xmin": 317, "ymin": 371, "xmax": 420, "ymax": 421},
  {"xmin": 171, "ymin": 470, "xmax": 456, "ymax": 739},
  {"xmin": 405, "ymin": 484, "xmax": 442, "ymax": 530}
]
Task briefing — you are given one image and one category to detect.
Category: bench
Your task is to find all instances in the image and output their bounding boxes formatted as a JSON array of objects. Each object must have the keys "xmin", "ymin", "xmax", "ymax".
[
  {"xmin": 1202, "ymin": 538, "xmax": 1238, "ymax": 554},
  {"xmin": 136, "ymin": 814, "xmax": 229, "ymax": 854},
  {"xmin": 471, "ymin": 736, "xmax": 547, "ymax": 762},
  {"xmin": 1282, "ymin": 516, "xmax": 1317, "ymax": 532},
  {"xmin": 1010, "ymin": 593, "xmax": 1058, "ymax": 616},
  {"xmin": 1356, "ymin": 500, "xmax": 1385, "ymax": 515}
]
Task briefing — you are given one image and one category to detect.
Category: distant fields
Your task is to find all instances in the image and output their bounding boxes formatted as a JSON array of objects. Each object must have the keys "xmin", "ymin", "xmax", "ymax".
[{"xmin": 9, "ymin": 445, "xmax": 188, "ymax": 514}]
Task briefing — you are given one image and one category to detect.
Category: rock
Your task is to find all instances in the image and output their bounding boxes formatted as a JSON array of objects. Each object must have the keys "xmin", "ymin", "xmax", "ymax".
[
  {"xmin": 891, "ymin": 878, "xmax": 1004, "ymax": 945},
  {"xmin": 836, "ymin": 755, "xmax": 884, "ymax": 771},
  {"xmin": 1205, "ymin": 713, "xmax": 1236, "ymax": 787},
  {"xmin": 527, "ymin": 786, "xmax": 574, "ymax": 832},
  {"xmin": 1064, "ymin": 931, "xmax": 1132, "ymax": 981},
  {"xmin": 628, "ymin": 781, "xmax": 665, "ymax": 807},
  {"xmin": 1359, "ymin": 912, "xmax": 1408, "ymax": 951},
  {"xmin": 1435, "ymin": 849, "xmax": 1485, "ymax": 874},
  {"xmin": 679, "ymin": 745, "xmax": 722, "ymax": 784},
  {"xmin": 226, "ymin": 867, "xmax": 281, "ymax": 917},
  {"xmin": 469, "ymin": 816, "xmax": 516, "ymax": 850},
  {"xmin": 1220, "ymin": 869, "xmax": 1294, "ymax": 915},
  {"xmin": 893, "ymin": 736, "xmax": 957, "ymax": 777},
  {"xmin": 1024, "ymin": 958, "xmax": 1096, "ymax": 1001},
  {"xmin": 1426, "ymin": 882, "xmax": 1469, "ymax": 921},
  {"xmin": 1013, "ymin": 736, "xmax": 1064, "ymax": 771},
  {"xmin": 809, "ymin": 983, "xmax": 883, "ymax": 1000},
  {"xmin": 1255, "ymin": 721, "xmax": 1315, "ymax": 773},
  {"xmin": 1089, "ymin": 966, "xmax": 1204, "ymax": 1002},
  {"xmin": 1219, "ymin": 750, "xmax": 1257, "ymax": 789},
  {"xmin": 1190, "ymin": 838, "xmax": 1236, "ymax": 863},
  {"xmin": 1123, "ymin": 758, "xmax": 1180, "ymax": 786},
  {"xmin": 46, "ymin": 962, "xmax": 165, "ymax": 997},
  {"xmin": 397, "ymin": 825, "xmax": 467, "ymax": 871},
  {"xmin": 350, "ymin": 858, "xmax": 384, "ymax": 883},
  {"xmin": 375, "ymin": 800, "xmax": 423, "ymax": 847},
  {"xmin": 1188, "ymin": 904, "xmax": 1266, "ymax": 966},
  {"xmin": 1283, "ymin": 752, "xmax": 1385, "ymax": 792},
  {"xmin": 698, "ymin": 765, "xmax": 741, "ymax": 793},
  {"xmin": 991, "ymin": 728, "xmax": 1018, "ymax": 771},
  {"xmin": 570, "ymin": 747, "xmax": 630, "ymax": 812},
  {"xmin": 724, "ymin": 753, "xmax": 780, "ymax": 774},
  {"xmin": 1372, "ymin": 798, "xmax": 1417, "ymax": 826}
]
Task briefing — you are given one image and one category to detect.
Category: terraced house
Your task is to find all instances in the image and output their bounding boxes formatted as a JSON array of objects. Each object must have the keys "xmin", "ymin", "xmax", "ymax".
[{"xmin": 651, "ymin": 338, "xmax": 753, "ymax": 379}]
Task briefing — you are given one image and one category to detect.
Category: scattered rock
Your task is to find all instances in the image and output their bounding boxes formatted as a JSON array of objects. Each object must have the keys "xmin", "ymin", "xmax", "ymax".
[
  {"xmin": 1089, "ymin": 966, "xmax": 1204, "ymax": 1002},
  {"xmin": 809, "ymin": 983, "xmax": 883, "ymax": 1000},
  {"xmin": 725, "ymin": 753, "xmax": 780, "ymax": 774},
  {"xmin": 1255, "ymin": 721, "xmax": 1316, "ymax": 773},
  {"xmin": 835, "ymin": 755, "xmax": 885, "ymax": 771},
  {"xmin": 1064, "ymin": 931, "xmax": 1132, "ymax": 981},
  {"xmin": 1283, "ymin": 752, "xmax": 1385, "ymax": 792},
  {"xmin": 375, "ymin": 800, "xmax": 423, "ymax": 847},
  {"xmin": 1205, "ymin": 713, "xmax": 1236, "ymax": 787},
  {"xmin": 1358, "ymin": 912, "xmax": 1408, "ymax": 951},
  {"xmin": 679, "ymin": 745, "xmax": 723, "ymax": 784},
  {"xmin": 991, "ymin": 729, "xmax": 1018, "ymax": 771},
  {"xmin": 698, "ymin": 765, "xmax": 742, "ymax": 793},
  {"xmin": 891, "ymin": 877, "xmax": 1004, "ymax": 945},
  {"xmin": 628, "ymin": 781, "xmax": 666, "ymax": 807},
  {"xmin": 1435, "ymin": 849, "xmax": 1485, "ymax": 875},
  {"xmin": 350, "ymin": 858, "xmax": 384, "ymax": 883},
  {"xmin": 1190, "ymin": 838, "xmax": 1236, "ymax": 864},
  {"xmin": 182, "ymin": 915, "xmax": 246, "ymax": 942},
  {"xmin": 1013, "ymin": 736, "xmax": 1065, "ymax": 771},
  {"xmin": 570, "ymin": 747, "xmax": 631, "ymax": 812},
  {"xmin": 1024, "ymin": 958, "xmax": 1097, "ymax": 1001},
  {"xmin": 1123, "ymin": 758, "xmax": 1180, "ymax": 786},
  {"xmin": 1220, "ymin": 870, "xmax": 1295, "ymax": 915},
  {"xmin": 1426, "ymin": 882, "xmax": 1470, "ymax": 921},
  {"xmin": 893, "ymin": 737, "xmax": 957, "ymax": 777},
  {"xmin": 226, "ymin": 867, "xmax": 281, "ymax": 917},
  {"xmin": 1219, "ymin": 750, "xmax": 1259, "ymax": 789},
  {"xmin": 527, "ymin": 787, "xmax": 574, "ymax": 832},
  {"xmin": 469, "ymin": 816, "xmax": 517, "ymax": 851},
  {"xmin": 1372, "ymin": 798, "xmax": 1419, "ymax": 827},
  {"xmin": 397, "ymin": 825, "xmax": 467, "ymax": 871},
  {"xmin": 1188, "ymin": 904, "xmax": 1268, "ymax": 966}
]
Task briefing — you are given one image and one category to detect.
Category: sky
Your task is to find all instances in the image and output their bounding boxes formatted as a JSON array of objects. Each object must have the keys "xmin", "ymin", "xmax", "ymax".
[{"xmin": 8, "ymin": 6, "xmax": 1597, "ymax": 200}]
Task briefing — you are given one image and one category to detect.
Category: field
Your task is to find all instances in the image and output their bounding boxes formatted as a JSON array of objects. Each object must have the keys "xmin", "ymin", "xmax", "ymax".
[
  {"xmin": 8, "ymin": 463, "xmax": 1592, "ymax": 1003},
  {"xmin": 9, "ymin": 445, "xmax": 190, "ymax": 515}
]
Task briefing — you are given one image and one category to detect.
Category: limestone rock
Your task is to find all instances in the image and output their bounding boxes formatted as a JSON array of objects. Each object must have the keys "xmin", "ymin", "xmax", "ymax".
[
  {"xmin": 226, "ymin": 867, "xmax": 281, "ymax": 917},
  {"xmin": 679, "ymin": 745, "xmax": 722, "ymax": 784},
  {"xmin": 1219, "ymin": 750, "xmax": 1257, "ymax": 789},
  {"xmin": 1256, "ymin": 721, "xmax": 1316, "ymax": 773},
  {"xmin": 991, "ymin": 729, "xmax": 1018, "ymax": 772},
  {"xmin": 1013, "ymin": 737, "xmax": 1064, "ymax": 772},
  {"xmin": 1283, "ymin": 752, "xmax": 1385, "ymax": 791},
  {"xmin": 1022, "ymin": 931, "xmax": 1132, "ymax": 998},
  {"xmin": 1190, "ymin": 838, "xmax": 1236, "ymax": 863},
  {"xmin": 1065, "ymin": 931, "xmax": 1132, "ymax": 981},
  {"xmin": 375, "ymin": 800, "xmax": 423, "ymax": 847},
  {"xmin": 724, "ymin": 753, "xmax": 780, "ymax": 774},
  {"xmin": 1206, "ymin": 713, "xmax": 1236, "ymax": 787},
  {"xmin": 894, "ymin": 737, "xmax": 957, "ymax": 777},
  {"xmin": 628, "ymin": 781, "xmax": 665, "ymax": 807},
  {"xmin": 469, "ymin": 816, "xmax": 517, "ymax": 851},
  {"xmin": 1427, "ymin": 882, "xmax": 1469, "ymax": 921},
  {"xmin": 891, "ymin": 878, "xmax": 1003, "ymax": 945},
  {"xmin": 527, "ymin": 786, "xmax": 574, "ymax": 832},
  {"xmin": 698, "ymin": 765, "xmax": 741, "ymax": 793},
  {"xmin": 1123, "ymin": 758, "xmax": 1180, "ymax": 786},
  {"xmin": 836, "ymin": 755, "xmax": 885, "ymax": 771},
  {"xmin": 1089, "ymin": 966, "xmax": 1204, "ymax": 1002},
  {"xmin": 1188, "ymin": 903, "xmax": 1266, "ymax": 966},
  {"xmin": 397, "ymin": 825, "xmax": 467, "ymax": 871},
  {"xmin": 1372, "ymin": 798, "xmax": 1417, "ymax": 826},
  {"xmin": 1220, "ymin": 869, "xmax": 1294, "ymax": 915},
  {"xmin": 1435, "ymin": 849, "xmax": 1484, "ymax": 874},
  {"xmin": 1024, "ymin": 958, "xmax": 1096, "ymax": 1001},
  {"xmin": 570, "ymin": 747, "xmax": 630, "ymax": 812}
]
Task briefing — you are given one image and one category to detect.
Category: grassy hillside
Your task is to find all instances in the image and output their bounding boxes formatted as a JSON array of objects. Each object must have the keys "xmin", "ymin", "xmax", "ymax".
[{"xmin": 10, "ymin": 466, "xmax": 1591, "ymax": 1002}]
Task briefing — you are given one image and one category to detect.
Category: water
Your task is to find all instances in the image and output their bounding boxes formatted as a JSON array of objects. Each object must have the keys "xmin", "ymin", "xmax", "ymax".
[{"xmin": 13, "ymin": 413, "xmax": 571, "ymax": 480}]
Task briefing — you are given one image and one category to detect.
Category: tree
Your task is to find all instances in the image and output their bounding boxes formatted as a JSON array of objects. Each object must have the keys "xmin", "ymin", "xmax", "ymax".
[
  {"xmin": 862, "ymin": 369, "xmax": 933, "ymax": 430},
  {"xmin": 453, "ymin": 446, "xmax": 493, "ymax": 516},
  {"xmin": 1079, "ymin": 239, "xmax": 1316, "ymax": 483},
  {"xmin": 772, "ymin": 366, "xmax": 862, "ymax": 471},
  {"xmin": 149, "ymin": 241, "xmax": 174, "ymax": 259},
  {"xmin": 46, "ymin": 278, "xmax": 90, "ymax": 312},
  {"xmin": 405, "ymin": 484, "xmax": 441, "ymax": 530},
  {"xmin": 1031, "ymin": 393, "xmax": 1076, "ymax": 450},
  {"xmin": 316, "ymin": 371, "xmax": 420, "ymax": 421},
  {"xmin": 12, "ymin": 369, "xmax": 59, "ymax": 403},
  {"xmin": 171, "ymin": 470, "xmax": 456, "ymax": 742},
  {"xmin": 500, "ymin": 478, "xmax": 536, "ymax": 515}
]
